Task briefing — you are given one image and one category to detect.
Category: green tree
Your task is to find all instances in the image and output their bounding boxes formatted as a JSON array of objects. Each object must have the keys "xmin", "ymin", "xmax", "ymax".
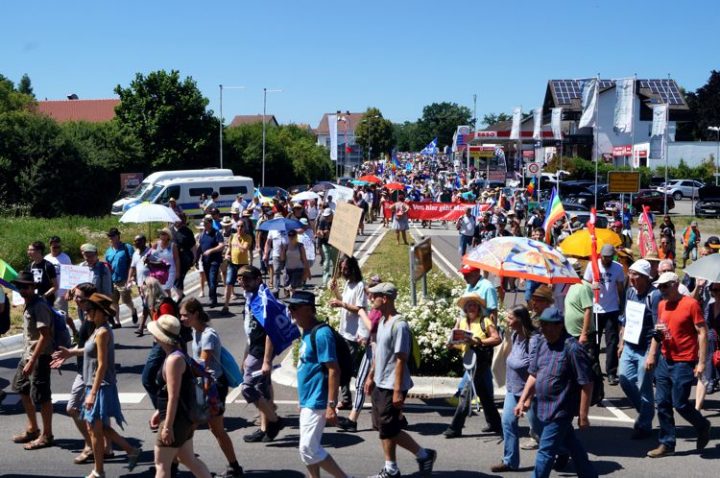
[
  {"xmin": 393, "ymin": 121, "xmax": 422, "ymax": 152},
  {"xmin": 114, "ymin": 70, "xmax": 219, "ymax": 169},
  {"xmin": 416, "ymin": 102, "xmax": 472, "ymax": 150},
  {"xmin": 18, "ymin": 74, "xmax": 34, "ymax": 97},
  {"xmin": 354, "ymin": 107, "xmax": 394, "ymax": 159},
  {"xmin": 481, "ymin": 112, "xmax": 512, "ymax": 127},
  {"xmin": 0, "ymin": 74, "xmax": 34, "ymax": 113}
]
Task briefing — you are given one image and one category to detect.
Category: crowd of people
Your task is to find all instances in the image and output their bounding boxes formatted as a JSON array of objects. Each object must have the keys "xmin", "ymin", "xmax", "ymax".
[{"xmin": 3, "ymin": 154, "xmax": 720, "ymax": 478}]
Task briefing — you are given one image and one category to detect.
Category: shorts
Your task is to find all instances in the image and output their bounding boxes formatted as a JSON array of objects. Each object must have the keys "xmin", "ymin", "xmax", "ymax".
[
  {"xmin": 156, "ymin": 414, "xmax": 195, "ymax": 448},
  {"xmin": 298, "ymin": 408, "xmax": 329, "ymax": 465},
  {"xmin": 285, "ymin": 268, "xmax": 304, "ymax": 288},
  {"xmin": 371, "ymin": 387, "xmax": 407, "ymax": 439},
  {"xmin": 241, "ymin": 355, "xmax": 271, "ymax": 404},
  {"xmin": 225, "ymin": 262, "xmax": 248, "ymax": 286},
  {"xmin": 67, "ymin": 373, "xmax": 86, "ymax": 413},
  {"xmin": 12, "ymin": 355, "xmax": 52, "ymax": 404}
]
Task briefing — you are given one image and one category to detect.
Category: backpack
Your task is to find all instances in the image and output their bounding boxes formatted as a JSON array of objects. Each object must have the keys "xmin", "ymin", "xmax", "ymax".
[
  {"xmin": 473, "ymin": 319, "xmax": 495, "ymax": 366},
  {"xmin": 181, "ymin": 353, "xmax": 221, "ymax": 425},
  {"xmin": 563, "ymin": 337, "xmax": 604, "ymax": 407},
  {"xmin": 51, "ymin": 307, "xmax": 72, "ymax": 350},
  {"xmin": 310, "ymin": 322, "xmax": 354, "ymax": 388},
  {"xmin": 391, "ymin": 319, "xmax": 421, "ymax": 373},
  {"xmin": 0, "ymin": 293, "xmax": 10, "ymax": 335}
]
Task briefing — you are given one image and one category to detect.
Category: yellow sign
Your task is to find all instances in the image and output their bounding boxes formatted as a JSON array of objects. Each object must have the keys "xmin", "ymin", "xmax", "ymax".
[
  {"xmin": 607, "ymin": 171, "xmax": 641, "ymax": 194},
  {"xmin": 328, "ymin": 202, "xmax": 364, "ymax": 257},
  {"xmin": 470, "ymin": 149, "xmax": 494, "ymax": 158}
]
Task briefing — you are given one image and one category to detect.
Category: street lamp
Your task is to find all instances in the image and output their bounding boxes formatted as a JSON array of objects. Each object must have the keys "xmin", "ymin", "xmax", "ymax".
[
  {"xmin": 709, "ymin": 126, "xmax": 720, "ymax": 186},
  {"xmin": 219, "ymin": 84, "xmax": 245, "ymax": 169},
  {"xmin": 262, "ymin": 88, "xmax": 282, "ymax": 187}
]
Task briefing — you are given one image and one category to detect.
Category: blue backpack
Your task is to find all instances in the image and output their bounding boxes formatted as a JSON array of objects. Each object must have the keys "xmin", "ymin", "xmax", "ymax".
[{"xmin": 51, "ymin": 307, "xmax": 72, "ymax": 350}]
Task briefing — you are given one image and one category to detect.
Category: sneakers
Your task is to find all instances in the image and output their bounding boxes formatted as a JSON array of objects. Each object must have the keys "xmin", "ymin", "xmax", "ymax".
[
  {"xmin": 553, "ymin": 453, "xmax": 569, "ymax": 471},
  {"xmin": 647, "ymin": 444, "xmax": 675, "ymax": 458},
  {"xmin": 131, "ymin": 311, "xmax": 139, "ymax": 324},
  {"xmin": 243, "ymin": 428, "xmax": 266, "ymax": 443},
  {"xmin": 697, "ymin": 420, "xmax": 711, "ymax": 451},
  {"xmin": 127, "ymin": 447, "xmax": 142, "ymax": 471},
  {"xmin": 442, "ymin": 427, "xmax": 461, "ymax": 438},
  {"xmin": 491, "ymin": 463, "xmax": 516, "ymax": 473},
  {"xmin": 367, "ymin": 468, "xmax": 401, "ymax": 478},
  {"xmin": 337, "ymin": 416, "xmax": 358, "ymax": 432},
  {"xmin": 481, "ymin": 425, "xmax": 501, "ymax": 434},
  {"xmin": 263, "ymin": 417, "xmax": 285, "ymax": 441},
  {"xmin": 218, "ymin": 465, "xmax": 244, "ymax": 477},
  {"xmin": 416, "ymin": 449, "xmax": 437, "ymax": 476},
  {"xmin": 607, "ymin": 375, "xmax": 619, "ymax": 386},
  {"xmin": 520, "ymin": 436, "xmax": 539, "ymax": 450}
]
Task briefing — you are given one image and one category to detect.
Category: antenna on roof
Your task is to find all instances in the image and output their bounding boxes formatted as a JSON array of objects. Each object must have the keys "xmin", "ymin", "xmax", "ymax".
[{"xmin": 67, "ymin": 93, "xmax": 79, "ymax": 100}]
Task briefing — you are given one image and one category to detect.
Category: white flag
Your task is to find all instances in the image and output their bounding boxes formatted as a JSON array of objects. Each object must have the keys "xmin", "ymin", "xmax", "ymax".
[
  {"xmin": 551, "ymin": 108, "xmax": 563, "ymax": 139},
  {"xmin": 532, "ymin": 108, "xmax": 543, "ymax": 140},
  {"xmin": 509, "ymin": 107, "xmax": 522, "ymax": 140},
  {"xmin": 613, "ymin": 78, "xmax": 634, "ymax": 134},
  {"xmin": 578, "ymin": 79, "xmax": 598, "ymax": 129},
  {"xmin": 651, "ymin": 104, "xmax": 668, "ymax": 137},
  {"xmin": 328, "ymin": 113, "xmax": 338, "ymax": 161}
]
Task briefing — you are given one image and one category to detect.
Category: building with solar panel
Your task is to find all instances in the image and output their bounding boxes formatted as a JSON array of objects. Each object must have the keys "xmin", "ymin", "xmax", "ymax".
[{"xmin": 542, "ymin": 79, "xmax": 692, "ymax": 167}]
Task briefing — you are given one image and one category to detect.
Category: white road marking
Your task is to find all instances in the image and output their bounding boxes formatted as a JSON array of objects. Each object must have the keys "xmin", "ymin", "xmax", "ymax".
[
  {"xmin": 410, "ymin": 225, "xmax": 462, "ymax": 278},
  {"xmin": 600, "ymin": 398, "xmax": 635, "ymax": 423}
]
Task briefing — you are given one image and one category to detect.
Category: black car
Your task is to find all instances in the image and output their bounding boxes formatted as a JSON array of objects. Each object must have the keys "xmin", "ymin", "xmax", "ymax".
[{"xmin": 695, "ymin": 186, "xmax": 720, "ymax": 218}]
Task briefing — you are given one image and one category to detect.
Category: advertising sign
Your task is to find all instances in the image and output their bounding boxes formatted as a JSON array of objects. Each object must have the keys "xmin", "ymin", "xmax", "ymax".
[{"xmin": 607, "ymin": 171, "xmax": 641, "ymax": 194}]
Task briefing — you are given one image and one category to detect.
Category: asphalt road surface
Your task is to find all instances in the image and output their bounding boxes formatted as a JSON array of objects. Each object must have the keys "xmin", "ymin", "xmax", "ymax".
[{"xmin": 1, "ymin": 221, "xmax": 719, "ymax": 477}]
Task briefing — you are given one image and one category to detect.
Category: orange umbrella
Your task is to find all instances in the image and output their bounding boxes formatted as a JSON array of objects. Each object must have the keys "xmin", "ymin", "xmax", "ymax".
[
  {"xmin": 384, "ymin": 182, "xmax": 405, "ymax": 191},
  {"xmin": 358, "ymin": 175, "xmax": 382, "ymax": 184}
]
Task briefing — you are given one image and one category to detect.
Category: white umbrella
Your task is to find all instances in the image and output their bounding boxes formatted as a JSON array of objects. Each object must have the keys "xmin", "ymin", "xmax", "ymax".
[
  {"xmin": 119, "ymin": 203, "xmax": 181, "ymax": 224},
  {"xmin": 291, "ymin": 190, "xmax": 320, "ymax": 202}
]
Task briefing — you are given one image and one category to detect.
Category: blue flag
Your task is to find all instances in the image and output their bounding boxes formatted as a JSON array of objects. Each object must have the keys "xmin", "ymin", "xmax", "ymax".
[
  {"xmin": 376, "ymin": 161, "xmax": 384, "ymax": 175},
  {"xmin": 248, "ymin": 284, "xmax": 300, "ymax": 355},
  {"xmin": 421, "ymin": 138, "xmax": 438, "ymax": 156}
]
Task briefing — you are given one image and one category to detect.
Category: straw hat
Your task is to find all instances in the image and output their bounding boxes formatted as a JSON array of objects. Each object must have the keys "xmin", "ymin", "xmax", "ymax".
[
  {"xmin": 456, "ymin": 293, "xmax": 486, "ymax": 310},
  {"xmin": 147, "ymin": 314, "xmax": 182, "ymax": 346},
  {"xmin": 86, "ymin": 293, "xmax": 116, "ymax": 317}
]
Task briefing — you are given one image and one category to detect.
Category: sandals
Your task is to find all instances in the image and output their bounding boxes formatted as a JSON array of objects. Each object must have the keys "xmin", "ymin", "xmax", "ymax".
[
  {"xmin": 74, "ymin": 449, "xmax": 94, "ymax": 464},
  {"xmin": 12, "ymin": 429, "xmax": 39, "ymax": 444},
  {"xmin": 86, "ymin": 470, "xmax": 105, "ymax": 478},
  {"xmin": 24, "ymin": 434, "xmax": 54, "ymax": 450}
]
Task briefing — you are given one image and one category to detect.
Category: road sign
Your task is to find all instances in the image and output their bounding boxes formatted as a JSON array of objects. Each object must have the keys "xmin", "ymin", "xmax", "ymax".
[
  {"xmin": 607, "ymin": 171, "xmax": 641, "ymax": 194},
  {"xmin": 527, "ymin": 162, "xmax": 541, "ymax": 175}
]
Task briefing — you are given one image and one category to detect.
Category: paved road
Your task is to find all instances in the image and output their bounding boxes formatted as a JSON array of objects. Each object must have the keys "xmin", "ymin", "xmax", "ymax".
[{"xmin": 2, "ymin": 220, "xmax": 719, "ymax": 477}]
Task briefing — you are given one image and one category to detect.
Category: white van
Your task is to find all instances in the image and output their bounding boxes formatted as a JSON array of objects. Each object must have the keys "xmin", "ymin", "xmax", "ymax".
[
  {"xmin": 111, "ymin": 168, "xmax": 234, "ymax": 215},
  {"xmin": 126, "ymin": 176, "xmax": 254, "ymax": 217}
]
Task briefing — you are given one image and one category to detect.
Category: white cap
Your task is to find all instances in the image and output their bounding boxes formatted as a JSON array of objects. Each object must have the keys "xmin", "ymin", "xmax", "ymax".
[
  {"xmin": 629, "ymin": 259, "xmax": 652, "ymax": 278},
  {"xmin": 653, "ymin": 272, "xmax": 679, "ymax": 286}
]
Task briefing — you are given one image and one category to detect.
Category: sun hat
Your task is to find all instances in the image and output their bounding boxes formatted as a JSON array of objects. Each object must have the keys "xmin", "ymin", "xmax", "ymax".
[
  {"xmin": 220, "ymin": 216, "xmax": 233, "ymax": 227},
  {"xmin": 567, "ymin": 257, "xmax": 583, "ymax": 274},
  {"xmin": 653, "ymin": 272, "xmax": 679, "ymax": 286},
  {"xmin": 230, "ymin": 207, "xmax": 240, "ymax": 214},
  {"xmin": 80, "ymin": 243, "xmax": 98, "ymax": 253},
  {"xmin": 106, "ymin": 227, "xmax": 120, "ymax": 238},
  {"xmin": 538, "ymin": 306, "xmax": 563, "ymax": 323},
  {"xmin": 292, "ymin": 202, "xmax": 303, "ymax": 209},
  {"xmin": 322, "ymin": 208, "xmax": 333, "ymax": 217},
  {"xmin": 242, "ymin": 209, "xmax": 252, "ymax": 217},
  {"xmin": 147, "ymin": 314, "xmax": 182, "ymax": 346},
  {"xmin": 532, "ymin": 285, "xmax": 554, "ymax": 302},
  {"xmin": 85, "ymin": 293, "xmax": 116, "ymax": 317},
  {"xmin": 644, "ymin": 251, "xmax": 661, "ymax": 262},
  {"xmin": 11, "ymin": 271, "xmax": 35, "ymax": 286},
  {"xmin": 157, "ymin": 227, "xmax": 172, "ymax": 237},
  {"xmin": 456, "ymin": 293, "xmax": 486, "ymax": 310},
  {"xmin": 368, "ymin": 282, "xmax": 398, "ymax": 299},
  {"xmin": 600, "ymin": 244, "xmax": 616, "ymax": 257},
  {"xmin": 628, "ymin": 259, "xmax": 652, "ymax": 277}
]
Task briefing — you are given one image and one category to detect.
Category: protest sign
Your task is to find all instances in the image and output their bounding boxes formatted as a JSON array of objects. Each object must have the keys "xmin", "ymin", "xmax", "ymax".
[
  {"xmin": 59, "ymin": 265, "xmax": 93, "ymax": 290},
  {"xmin": 329, "ymin": 202, "xmax": 364, "ymax": 257}
]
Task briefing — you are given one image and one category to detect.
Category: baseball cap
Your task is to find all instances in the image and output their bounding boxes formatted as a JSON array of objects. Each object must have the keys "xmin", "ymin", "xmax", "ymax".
[
  {"xmin": 691, "ymin": 220, "xmax": 698, "ymax": 226},
  {"xmin": 368, "ymin": 282, "xmax": 398, "ymax": 299},
  {"xmin": 322, "ymin": 208, "xmax": 333, "ymax": 217},
  {"xmin": 705, "ymin": 236, "xmax": 720, "ymax": 249},
  {"xmin": 653, "ymin": 272, "xmax": 679, "ymax": 286},
  {"xmin": 286, "ymin": 291, "xmax": 316, "ymax": 306},
  {"xmin": 600, "ymin": 244, "xmax": 616, "ymax": 257},
  {"xmin": 538, "ymin": 306, "xmax": 563, "ymax": 323},
  {"xmin": 459, "ymin": 264, "xmax": 480, "ymax": 275},
  {"xmin": 628, "ymin": 259, "xmax": 652, "ymax": 277}
]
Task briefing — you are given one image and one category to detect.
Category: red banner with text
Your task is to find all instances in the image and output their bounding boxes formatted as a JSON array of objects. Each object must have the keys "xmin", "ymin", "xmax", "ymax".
[{"xmin": 383, "ymin": 201, "xmax": 490, "ymax": 221}]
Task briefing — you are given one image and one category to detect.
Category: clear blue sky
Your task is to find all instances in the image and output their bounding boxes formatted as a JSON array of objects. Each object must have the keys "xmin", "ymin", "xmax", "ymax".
[{"xmin": 3, "ymin": 0, "xmax": 718, "ymax": 127}]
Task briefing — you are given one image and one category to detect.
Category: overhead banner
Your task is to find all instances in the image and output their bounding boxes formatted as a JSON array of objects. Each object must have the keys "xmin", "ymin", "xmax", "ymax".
[
  {"xmin": 509, "ymin": 107, "xmax": 522, "ymax": 140},
  {"xmin": 578, "ymin": 78, "xmax": 598, "ymax": 129},
  {"xmin": 382, "ymin": 201, "xmax": 490, "ymax": 221},
  {"xmin": 613, "ymin": 78, "xmax": 634, "ymax": 134},
  {"xmin": 328, "ymin": 113, "xmax": 338, "ymax": 161},
  {"xmin": 651, "ymin": 104, "xmax": 668, "ymax": 137},
  {"xmin": 532, "ymin": 108, "xmax": 543, "ymax": 140},
  {"xmin": 551, "ymin": 107, "xmax": 563, "ymax": 139}
]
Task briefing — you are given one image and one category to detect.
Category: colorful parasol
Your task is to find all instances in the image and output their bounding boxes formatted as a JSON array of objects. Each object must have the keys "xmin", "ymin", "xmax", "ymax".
[
  {"xmin": 358, "ymin": 175, "xmax": 383, "ymax": 184},
  {"xmin": 462, "ymin": 236, "xmax": 580, "ymax": 284},
  {"xmin": 558, "ymin": 228, "xmax": 622, "ymax": 258},
  {"xmin": 0, "ymin": 258, "xmax": 18, "ymax": 290},
  {"xmin": 384, "ymin": 182, "xmax": 405, "ymax": 191}
]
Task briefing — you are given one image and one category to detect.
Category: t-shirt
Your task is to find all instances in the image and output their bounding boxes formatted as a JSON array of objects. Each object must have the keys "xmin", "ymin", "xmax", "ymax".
[
  {"xmin": 317, "ymin": 219, "xmax": 332, "ymax": 246},
  {"xmin": 44, "ymin": 252, "xmax": 71, "ymax": 297},
  {"xmin": 374, "ymin": 315, "xmax": 413, "ymax": 391},
  {"xmin": 583, "ymin": 261, "xmax": 625, "ymax": 313},
  {"xmin": 506, "ymin": 332, "xmax": 540, "ymax": 395},
  {"xmin": 297, "ymin": 325, "xmax": 336, "ymax": 409},
  {"xmin": 620, "ymin": 286, "xmax": 661, "ymax": 350},
  {"xmin": 457, "ymin": 215, "xmax": 475, "ymax": 237},
  {"xmin": 105, "ymin": 243, "xmax": 134, "ymax": 284},
  {"xmin": 229, "ymin": 233, "xmax": 252, "ymax": 266},
  {"xmin": 191, "ymin": 327, "xmax": 223, "ymax": 380},
  {"xmin": 658, "ymin": 295, "xmax": 705, "ymax": 362},
  {"xmin": 244, "ymin": 313, "xmax": 268, "ymax": 360},
  {"xmin": 80, "ymin": 260, "xmax": 112, "ymax": 297},
  {"xmin": 131, "ymin": 247, "xmax": 151, "ymax": 284},
  {"xmin": 339, "ymin": 281, "xmax": 368, "ymax": 342},
  {"xmin": 197, "ymin": 229, "xmax": 224, "ymax": 263},
  {"xmin": 27, "ymin": 259, "xmax": 57, "ymax": 297},
  {"xmin": 267, "ymin": 230, "xmax": 288, "ymax": 258},
  {"xmin": 301, "ymin": 232, "xmax": 316, "ymax": 262},
  {"xmin": 22, "ymin": 296, "xmax": 54, "ymax": 360},
  {"xmin": 564, "ymin": 281, "xmax": 595, "ymax": 337},
  {"xmin": 457, "ymin": 317, "xmax": 493, "ymax": 355}
]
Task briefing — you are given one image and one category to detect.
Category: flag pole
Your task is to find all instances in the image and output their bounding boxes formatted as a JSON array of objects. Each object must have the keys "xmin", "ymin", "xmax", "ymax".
[{"xmin": 594, "ymin": 74, "xmax": 600, "ymax": 210}]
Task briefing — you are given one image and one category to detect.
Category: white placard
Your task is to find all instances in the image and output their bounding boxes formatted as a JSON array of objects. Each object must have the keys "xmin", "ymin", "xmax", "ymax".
[
  {"xmin": 12, "ymin": 290, "xmax": 25, "ymax": 306},
  {"xmin": 623, "ymin": 300, "xmax": 645, "ymax": 345},
  {"xmin": 59, "ymin": 264, "xmax": 93, "ymax": 290}
]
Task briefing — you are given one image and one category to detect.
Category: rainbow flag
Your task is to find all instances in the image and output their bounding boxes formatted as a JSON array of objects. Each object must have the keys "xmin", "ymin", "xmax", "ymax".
[
  {"xmin": 0, "ymin": 258, "xmax": 18, "ymax": 290},
  {"xmin": 526, "ymin": 176, "xmax": 536, "ymax": 197},
  {"xmin": 542, "ymin": 187, "xmax": 565, "ymax": 243}
]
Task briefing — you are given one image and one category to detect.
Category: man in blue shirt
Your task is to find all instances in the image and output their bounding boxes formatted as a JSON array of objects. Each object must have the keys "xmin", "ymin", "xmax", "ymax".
[
  {"xmin": 196, "ymin": 217, "xmax": 225, "ymax": 308},
  {"xmin": 104, "ymin": 227, "xmax": 137, "ymax": 328},
  {"xmin": 515, "ymin": 307, "xmax": 597, "ymax": 478},
  {"xmin": 618, "ymin": 259, "xmax": 662, "ymax": 440},
  {"xmin": 460, "ymin": 265, "xmax": 498, "ymax": 324},
  {"xmin": 290, "ymin": 291, "xmax": 350, "ymax": 478}
]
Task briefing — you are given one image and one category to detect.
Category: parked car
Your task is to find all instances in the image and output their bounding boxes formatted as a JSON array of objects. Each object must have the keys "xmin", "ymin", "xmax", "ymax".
[
  {"xmin": 565, "ymin": 210, "xmax": 610, "ymax": 229},
  {"xmin": 631, "ymin": 189, "xmax": 674, "ymax": 213},
  {"xmin": 655, "ymin": 179, "xmax": 704, "ymax": 200},
  {"xmin": 695, "ymin": 186, "xmax": 720, "ymax": 218}
]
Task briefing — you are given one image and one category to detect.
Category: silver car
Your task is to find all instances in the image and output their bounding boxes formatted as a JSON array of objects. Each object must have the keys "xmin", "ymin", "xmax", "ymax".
[{"xmin": 656, "ymin": 179, "xmax": 704, "ymax": 200}]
